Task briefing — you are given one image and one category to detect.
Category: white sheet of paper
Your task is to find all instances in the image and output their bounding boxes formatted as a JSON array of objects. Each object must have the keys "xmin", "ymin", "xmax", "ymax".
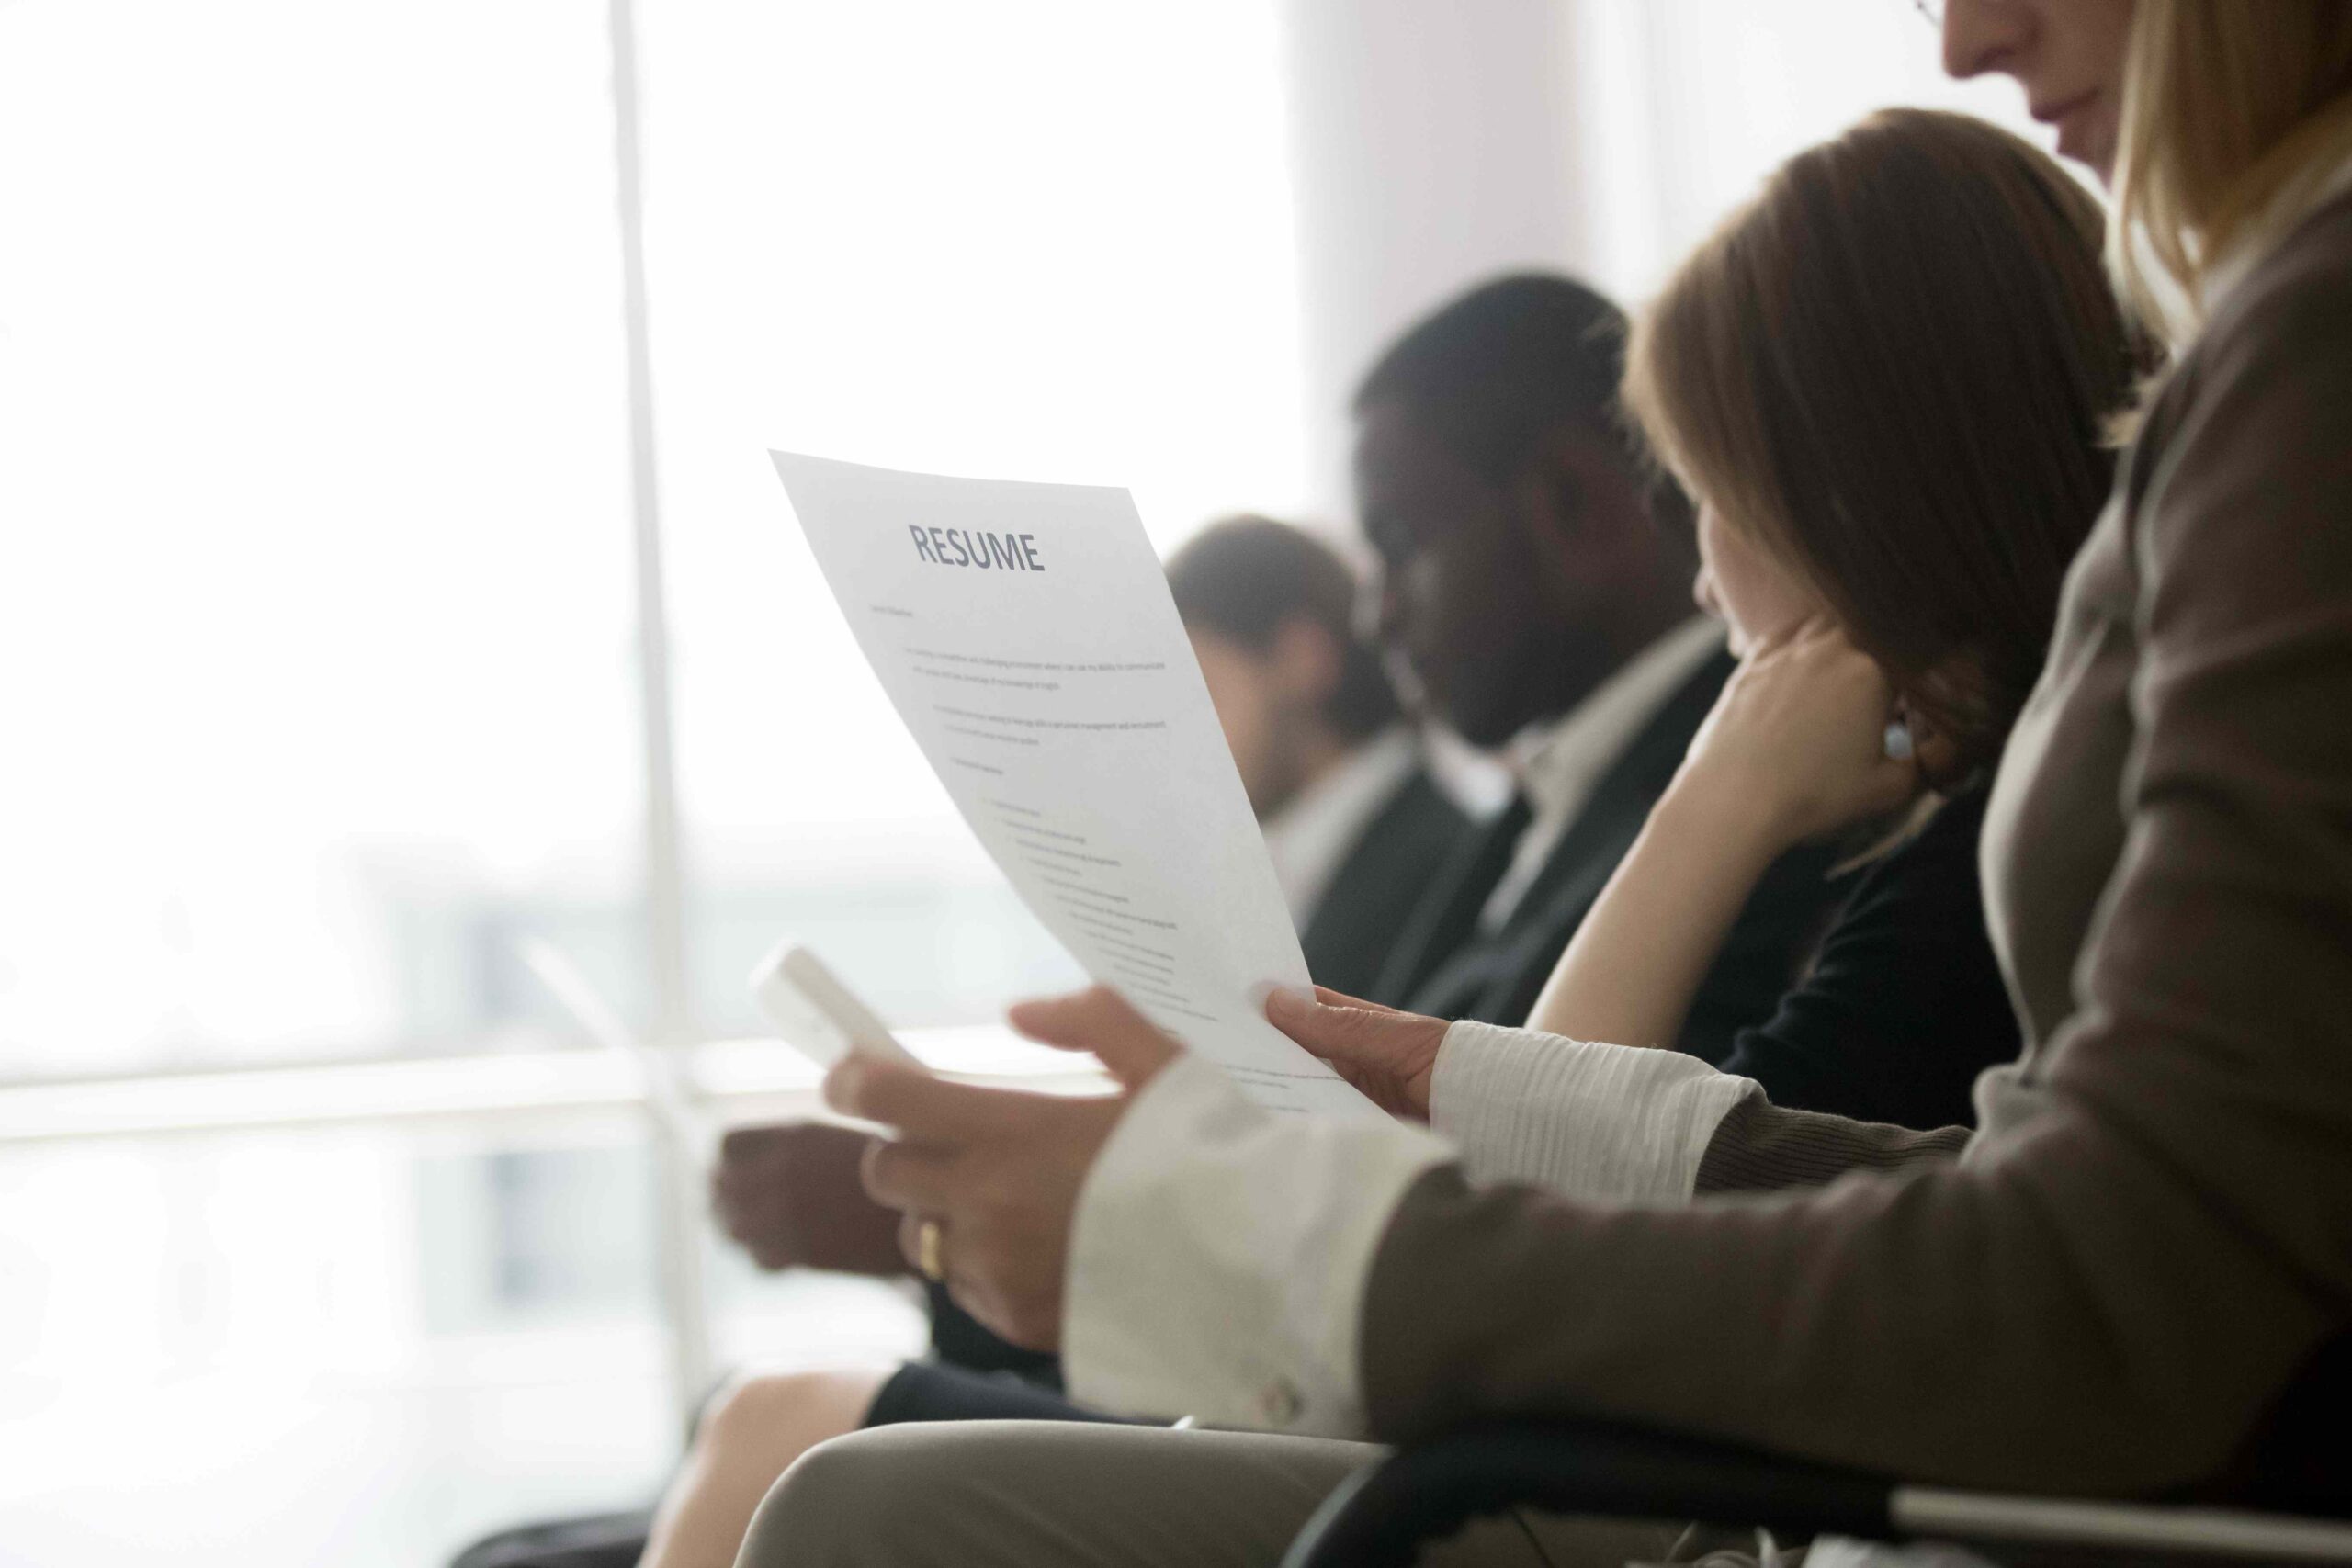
[{"xmin": 772, "ymin": 450, "xmax": 1376, "ymax": 1118}]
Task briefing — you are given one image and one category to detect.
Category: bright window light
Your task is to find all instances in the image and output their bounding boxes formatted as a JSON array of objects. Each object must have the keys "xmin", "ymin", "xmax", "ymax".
[
  {"xmin": 637, "ymin": 0, "xmax": 1309, "ymax": 1031},
  {"xmin": 0, "ymin": 0, "xmax": 644, "ymax": 1080}
]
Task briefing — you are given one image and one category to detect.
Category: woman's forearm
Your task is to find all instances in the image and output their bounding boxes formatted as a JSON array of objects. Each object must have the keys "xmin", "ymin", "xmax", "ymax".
[{"xmin": 1526, "ymin": 784, "xmax": 1785, "ymax": 1049}]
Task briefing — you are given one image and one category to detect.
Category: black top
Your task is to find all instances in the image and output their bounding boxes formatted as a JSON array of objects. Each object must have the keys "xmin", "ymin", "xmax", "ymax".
[
  {"xmin": 1377, "ymin": 649, "xmax": 1850, "ymax": 1062},
  {"xmin": 925, "ymin": 1278, "xmax": 1064, "ymax": 1388},
  {"xmin": 1715, "ymin": 784, "xmax": 2018, "ymax": 1130},
  {"xmin": 1375, "ymin": 647, "xmax": 2010, "ymax": 1134},
  {"xmin": 1297, "ymin": 765, "xmax": 1473, "ymax": 1001}
]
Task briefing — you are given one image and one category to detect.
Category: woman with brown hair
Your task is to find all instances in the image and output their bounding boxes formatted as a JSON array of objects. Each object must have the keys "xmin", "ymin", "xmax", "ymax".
[
  {"xmin": 1504, "ymin": 106, "xmax": 2145, "ymax": 1122},
  {"xmin": 1310, "ymin": 107, "xmax": 2147, "ymax": 1164}
]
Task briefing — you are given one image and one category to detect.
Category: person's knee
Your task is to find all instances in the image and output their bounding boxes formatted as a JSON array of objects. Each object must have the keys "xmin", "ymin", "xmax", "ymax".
[
  {"xmin": 695, "ymin": 1368, "xmax": 882, "ymax": 1462},
  {"xmin": 698, "ymin": 1370, "xmax": 814, "ymax": 1450},
  {"xmin": 738, "ymin": 1428, "xmax": 901, "ymax": 1568},
  {"xmin": 738, "ymin": 1421, "xmax": 1383, "ymax": 1568}
]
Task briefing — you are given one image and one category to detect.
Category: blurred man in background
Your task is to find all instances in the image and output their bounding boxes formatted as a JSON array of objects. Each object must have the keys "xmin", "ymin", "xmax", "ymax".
[{"xmin": 1170, "ymin": 513, "xmax": 1469, "ymax": 1001}]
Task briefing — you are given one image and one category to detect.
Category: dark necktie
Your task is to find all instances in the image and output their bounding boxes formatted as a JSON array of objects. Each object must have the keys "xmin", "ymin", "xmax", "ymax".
[{"xmin": 1370, "ymin": 789, "xmax": 1532, "ymax": 1005}]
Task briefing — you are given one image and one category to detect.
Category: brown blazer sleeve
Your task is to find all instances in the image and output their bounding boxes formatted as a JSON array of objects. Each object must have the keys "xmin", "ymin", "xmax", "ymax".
[
  {"xmin": 1356, "ymin": 227, "xmax": 2352, "ymax": 1497},
  {"xmin": 1692, "ymin": 1098, "xmax": 1966, "ymax": 1193}
]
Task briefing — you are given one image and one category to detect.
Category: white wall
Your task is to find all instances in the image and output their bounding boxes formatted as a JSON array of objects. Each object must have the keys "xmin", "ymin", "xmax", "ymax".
[
  {"xmin": 1274, "ymin": 0, "xmax": 1591, "ymax": 514},
  {"xmin": 1272, "ymin": 0, "xmax": 2052, "ymax": 520}
]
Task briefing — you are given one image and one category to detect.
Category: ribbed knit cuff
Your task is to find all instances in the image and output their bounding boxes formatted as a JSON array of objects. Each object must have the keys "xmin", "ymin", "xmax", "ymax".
[{"xmin": 1430, "ymin": 1020, "xmax": 1757, "ymax": 1203}]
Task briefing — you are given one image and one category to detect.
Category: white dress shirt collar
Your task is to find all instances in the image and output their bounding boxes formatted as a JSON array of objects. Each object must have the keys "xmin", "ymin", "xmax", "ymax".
[{"xmin": 1261, "ymin": 728, "xmax": 1422, "ymax": 925}]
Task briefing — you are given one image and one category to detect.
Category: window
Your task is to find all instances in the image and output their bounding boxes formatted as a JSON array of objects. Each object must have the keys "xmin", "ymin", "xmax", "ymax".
[
  {"xmin": 639, "ymin": 0, "xmax": 1312, "ymax": 1031},
  {"xmin": 0, "ymin": 0, "xmax": 1311, "ymax": 1083},
  {"xmin": 0, "ymin": 5, "xmax": 1307, "ymax": 1562},
  {"xmin": 0, "ymin": 0, "xmax": 645, "ymax": 1081}
]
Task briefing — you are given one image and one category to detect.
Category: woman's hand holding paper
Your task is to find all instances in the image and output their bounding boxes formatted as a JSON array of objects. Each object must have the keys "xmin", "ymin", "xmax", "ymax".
[{"xmin": 1264, "ymin": 987, "xmax": 1450, "ymax": 1122}]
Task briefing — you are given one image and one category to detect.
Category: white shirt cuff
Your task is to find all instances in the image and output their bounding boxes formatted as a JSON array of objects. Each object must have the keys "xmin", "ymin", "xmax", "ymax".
[
  {"xmin": 1429, "ymin": 1020, "xmax": 1758, "ymax": 1203},
  {"xmin": 1062, "ymin": 1055, "xmax": 1451, "ymax": 1438}
]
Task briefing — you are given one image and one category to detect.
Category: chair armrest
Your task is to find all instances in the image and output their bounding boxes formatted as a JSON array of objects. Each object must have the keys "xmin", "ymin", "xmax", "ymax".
[{"xmin": 1280, "ymin": 1417, "xmax": 1895, "ymax": 1568}]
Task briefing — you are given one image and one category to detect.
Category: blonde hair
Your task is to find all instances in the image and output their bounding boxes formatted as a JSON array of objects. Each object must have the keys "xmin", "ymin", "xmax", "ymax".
[
  {"xmin": 1623, "ymin": 110, "xmax": 2145, "ymax": 777},
  {"xmin": 2112, "ymin": 1, "xmax": 2352, "ymax": 331}
]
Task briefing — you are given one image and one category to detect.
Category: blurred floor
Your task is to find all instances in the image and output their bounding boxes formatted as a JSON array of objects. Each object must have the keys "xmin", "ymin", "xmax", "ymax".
[{"xmin": 0, "ymin": 1130, "xmax": 927, "ymax": 1568}]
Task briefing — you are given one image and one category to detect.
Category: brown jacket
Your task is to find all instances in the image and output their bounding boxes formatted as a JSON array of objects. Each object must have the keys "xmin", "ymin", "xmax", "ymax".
[{"xmin": 1362, "ymin": 192, "xmax": 2352, "ymax": 1501}]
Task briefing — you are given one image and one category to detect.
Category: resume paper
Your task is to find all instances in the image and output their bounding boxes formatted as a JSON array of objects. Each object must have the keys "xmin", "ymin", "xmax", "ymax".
[{"xmin": 771, "ymin": 450, "xmax": 1375, "ymax": 1118}]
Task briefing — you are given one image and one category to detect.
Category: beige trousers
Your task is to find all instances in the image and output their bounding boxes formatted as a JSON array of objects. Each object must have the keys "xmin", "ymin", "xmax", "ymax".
[{"xmin": 736, "ymin": 1418, "xmax": 1714, "ymax": 1568}]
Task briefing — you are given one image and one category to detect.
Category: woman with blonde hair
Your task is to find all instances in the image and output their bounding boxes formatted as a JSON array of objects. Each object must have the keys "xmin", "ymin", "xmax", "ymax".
[{"xmin": 742, "ymin": 5, "xmax": 2352, "ymax": 1562}]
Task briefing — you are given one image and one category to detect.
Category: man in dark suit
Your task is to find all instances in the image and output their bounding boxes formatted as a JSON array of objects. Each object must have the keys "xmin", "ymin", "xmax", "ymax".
[
  {"xmin": 1348, "ymin": 274, "xmax": 1839, "ymax": 1053},
  {"xmin": 1168, "ymin": 515, "xmax": 1469, "ymax": 1001}
]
